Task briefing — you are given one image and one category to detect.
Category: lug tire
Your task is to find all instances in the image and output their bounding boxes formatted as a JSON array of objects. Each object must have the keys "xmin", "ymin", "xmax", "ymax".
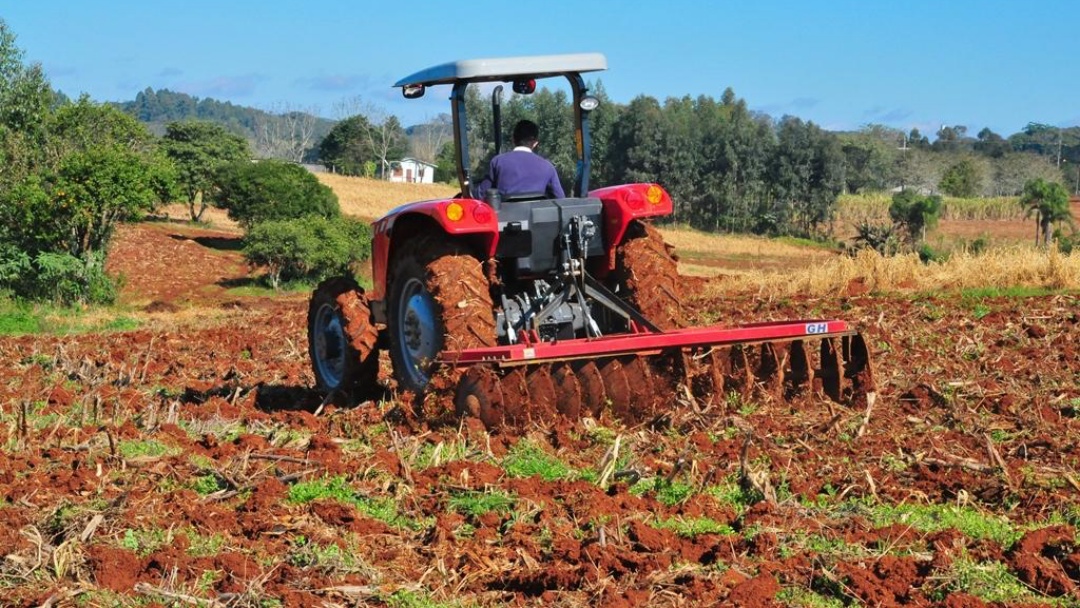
[
  {"xmin": 387, "ymin": 237, "xmax": 496, "ymax": 394},
  {"xmin": 612, "ymin": 220, "xmax": 686, "ymax": 329},
  {"xmin": 308, "ymin": 276, "xmax": 381, "ymax": 398}
]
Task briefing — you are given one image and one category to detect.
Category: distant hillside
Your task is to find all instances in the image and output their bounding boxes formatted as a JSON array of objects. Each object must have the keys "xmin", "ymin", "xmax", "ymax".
[{"xmin": 113, "ymin": 88, "xmax": 336, "ymax": 161}]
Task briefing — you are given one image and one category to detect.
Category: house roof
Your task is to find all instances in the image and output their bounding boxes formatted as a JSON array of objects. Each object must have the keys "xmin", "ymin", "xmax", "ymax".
[
  {"xmin": 397, "ymin": 157, "xmax": 437, "ymax": 168},
  {"xmin": 393, "ymin": 53, "xmax": 607, "ymax": 88}
]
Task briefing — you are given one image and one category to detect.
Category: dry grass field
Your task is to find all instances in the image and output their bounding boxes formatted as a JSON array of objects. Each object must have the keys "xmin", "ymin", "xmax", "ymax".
[{"xmin": 316, "ymin": 173, "xmax": 459, "ymax": 221}]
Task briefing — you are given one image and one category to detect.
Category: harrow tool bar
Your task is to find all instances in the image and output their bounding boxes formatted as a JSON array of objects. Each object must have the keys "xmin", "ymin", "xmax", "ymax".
[{"xmin": 445, "ymin": 320, "xmax": 876, "ymax": 430}]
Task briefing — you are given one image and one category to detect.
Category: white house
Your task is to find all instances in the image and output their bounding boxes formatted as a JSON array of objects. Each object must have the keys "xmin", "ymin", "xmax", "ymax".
[{"xmin": 389, "ymin": 158, "xmax": 437, "ymax": 184}]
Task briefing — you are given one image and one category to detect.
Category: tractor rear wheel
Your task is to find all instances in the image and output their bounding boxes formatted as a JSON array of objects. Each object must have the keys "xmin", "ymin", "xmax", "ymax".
[
  {"xmin": 612, "ymin": 220, "xmax": 686, "ymax": 329},
  {"xmin": 308, "ymin": 276, "xmax": 381, "ymax": 398},
  {"xmin": 388, "ymin": 237, "xmax": 497, "ymax": 393}
]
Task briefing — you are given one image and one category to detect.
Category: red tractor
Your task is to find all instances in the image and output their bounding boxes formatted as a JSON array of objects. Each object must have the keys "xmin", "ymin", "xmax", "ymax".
[{"xmin": 308, "ymin": 53, "xmax": 873, "ymax": 428}]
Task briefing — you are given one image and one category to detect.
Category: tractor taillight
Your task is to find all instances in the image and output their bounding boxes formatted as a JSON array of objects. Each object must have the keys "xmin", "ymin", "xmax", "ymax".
[
  {"xmin": 646, "ymin": 185, "xmax": 664, "ymax": 205},
  {"xmin": 445, "ymin": 202, "xmax": 464, "ymax": 222},
  {"xmin": 473, "ymin": 205, "xmax": 492, "ymax": 224}
]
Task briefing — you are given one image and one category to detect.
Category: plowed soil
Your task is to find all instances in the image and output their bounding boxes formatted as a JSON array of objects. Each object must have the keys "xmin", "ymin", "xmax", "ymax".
[{"xmin": 1, "ymin": 220, "xmax": 1079, "ymax": 607}]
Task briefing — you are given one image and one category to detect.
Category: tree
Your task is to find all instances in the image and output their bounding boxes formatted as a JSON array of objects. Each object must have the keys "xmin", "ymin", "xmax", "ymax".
[
  {"xmin": 906, "ymin": 128, "xmax": 930, "ymax": 150},
  {"xmin": 933, "ymin": 125, "xmax": 972, "ymax": 153},
  {"xmin": 326, "ymin": 97, "xmax": 407, "ymax": 180},
  {"xmin": 991, "ymin": 152, "xmax": 1062, "ymax": 196},
  {"xmin": 161, "ymin": 120, "xmax": 250, "ymax": 221},
  {"xmin": 214, "ymin": 159, "xmax": 339, "ymax": 229},
  {"xmin": 408, "ymin": 113, "xmax": 453, "ymax": 165},
  {"xmin": 4, "ymin": 146, "xmax": 162, "ymax": 257},
  {"xmin": 0, "ymin": 19, "xmax": 55, "ymax": 191},
  {"xmin": 253, "ymin": 102, "xmax": 319, "ymax": 163},
  {"xmin": 838, "ymin": 125, "xmax": 902, "ymax": 193},
  {"xmin": 939, "ymin": 159, "xmax": 982, "ymax": 197},
  {"xmin": 889, "ymin": 190, "xmax": 941, "ymax": 246},
  {"xmin": 0, "ymin": 23, "xmax": 169, "ymax": 304},
  {"xmin": 366, "ymin": 112, "xmax": 407, "ymax": 179},
  {"xmin": 894, "ymin": 148, "xmax": 939, "ymax": 194},
  {"xmin": 243, "ymin": 215, "xmax": 371, "ymax": 289},
  {"xmin": 768, "ymin": 116, "xmax": 845, "ymax": 237},
  {"xmin": 1020, "ymin": 178, "xmax": 1071, "ymax": 247},
  {"xmin": 319, "ymin": 114, "xmax": 374, "ymax": 176},
  {"xmin": 974, "ymin": 127, "xmax": 1009, "ymax": 158}
]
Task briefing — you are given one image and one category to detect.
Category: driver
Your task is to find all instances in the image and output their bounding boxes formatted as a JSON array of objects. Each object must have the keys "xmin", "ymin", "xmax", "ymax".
[{"xmin": 475, "ymin": 119, "xmax": 564, "ymax": 201}]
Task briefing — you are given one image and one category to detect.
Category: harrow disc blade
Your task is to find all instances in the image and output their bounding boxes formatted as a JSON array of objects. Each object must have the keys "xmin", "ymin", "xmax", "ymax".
[
  {"xmin": 843, "ymin": 333, "xmax": 876, "ymax": 405},
  {"xmin": 819, "ymin": 337, "xmax": 846, "ymax": 402},
  {"xmin": 499, "ymin": 367, "xmax": 531, "ymax": 426},
  {"xmin": 574, "ymin": 361, "xmax": 607, "ymax": 419},
  {"xmin": 525, "ymin": 365, "xmax": 559, "ymax": 424},
  {"xmin": 551, "ymin": 363, "xmax": 583, "ymax": 421},
  {"xmin": 455, "ymin": 365, "xmax": 505, "ymax": 429},
  {"xmin": 756, "ymin": 342, "xmax": 785, "ymax": 398},
  {"xmin": 598, "ymin": 357, "xmax": 632, "ymax": 421},
  {"xmin": 786, "ymin": 339, "xmax": 813, "ymax": 398}
]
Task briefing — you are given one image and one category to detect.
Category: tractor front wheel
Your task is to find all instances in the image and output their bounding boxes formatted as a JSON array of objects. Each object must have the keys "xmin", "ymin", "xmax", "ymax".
[
  {"xmin": 308, "ymin": 276, "xmax": 381, "ymax": 398},
  {"xmin": 387, "ymin": 237, "xmax": 496, "ymax": 394}
]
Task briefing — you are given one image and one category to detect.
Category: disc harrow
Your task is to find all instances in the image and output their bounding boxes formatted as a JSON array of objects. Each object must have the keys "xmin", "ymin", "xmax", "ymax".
[{"xmin": 450, "ymin": 324, "xmax": 875, "ymax": 430}]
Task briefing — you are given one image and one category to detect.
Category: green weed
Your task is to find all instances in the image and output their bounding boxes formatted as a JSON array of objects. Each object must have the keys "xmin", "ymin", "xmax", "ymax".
[
  {"xmin": 630, "ymin": 477, "xmax": 696, "ymax": 507},
  {"xmin": 706, "ymin": 478, "xmax": 763, "ymax": 514},
  {"xmin": 409, "ymin": 438, "xmax": 473, "ymax": 470},
  {"xmin": 187, "ymin": 533, "xmax": 228, "ymax": 558},
  {"xmin": 448, "ymin": 489, "xmax": 516, "ymax": 518},
  {"xmin": 287, "ymin": 477, "xmax": 363, "ymax": 510},
  {"xmin": 867, "ymin": 503, "xmax": 1020, "ymax": 548},
  {"xmin": 387, "ymin": 590, "xmax": 464, "ymax": 608},
  {"xmin": 287, "ymin": 476, "xmax": 425, "ymax": 530},
  {"xmin": 191, "ymin": 474, "xmax": 225, "ymax": 495},
  {"xmin": 970, "ymin": 303, "xmax": 992, "ymax": 320},
  {"xmin": 959, "ymin": 286, "xmax": 1055, "ymax": 299},
  {"xmin": 119, "ymin": 528, "xmax": 171, "ymax": 556},
  {"xmin": 117, "ymin": 439, "xmax": 178, "ymax": 459},
  {"xmin": 287, "ymin": 534, "xmax": 372, "ymax": 575},
  {"xmin": 0, "ymin": 307, "xmax": 42, "ymax": 334},
  {"xmin": 652, "ymin": 516, "xmax": 734, "ymax": 538},
  {"xmin": 935, "ymin": 557, "xmax": 1048, "ymax": 604},
  {"xmin": 776, "ymin": 586, "xmax": 846, "ymax": 608},
  {"xmin": 502, "ymin": 440, "xmax": 574, "ymax": 481}
]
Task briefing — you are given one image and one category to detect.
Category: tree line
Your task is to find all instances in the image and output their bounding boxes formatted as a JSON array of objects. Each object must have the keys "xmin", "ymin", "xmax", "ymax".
[
  {"xmin": 312, "ymin": 83, "xmax": 1077, "ymax": 239},
  {"xmin": 104, "ymin": 58, "xmax": 1080, "ymax": 242}
]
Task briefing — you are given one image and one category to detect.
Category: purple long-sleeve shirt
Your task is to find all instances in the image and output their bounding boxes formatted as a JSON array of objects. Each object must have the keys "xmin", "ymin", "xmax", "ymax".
[{"xmin": 475, "ymin": 147, "xmax": 565, "ymax": 200}]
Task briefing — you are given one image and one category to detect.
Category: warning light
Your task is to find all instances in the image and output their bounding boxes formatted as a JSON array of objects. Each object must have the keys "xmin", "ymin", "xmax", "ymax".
[
  {"xmin": 445, "ymin": 202, "xmax": 464, "ymax": 222},
  {"xmin": 646, "ymin": 185, "xmax": 664, "ymax": 205}
]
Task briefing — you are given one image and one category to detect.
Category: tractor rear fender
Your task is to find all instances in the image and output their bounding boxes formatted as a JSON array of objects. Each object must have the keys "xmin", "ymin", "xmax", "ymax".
[
  {"xmin": 371, "ymin": 198, "xmax": 499, "ymax": 304},
  {"xmin": 589, "ymin": 183, "xmax": 674, "ymax": 270}
]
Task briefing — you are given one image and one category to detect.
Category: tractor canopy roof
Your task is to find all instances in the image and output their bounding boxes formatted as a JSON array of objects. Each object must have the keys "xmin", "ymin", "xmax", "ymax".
[{"xmin": 393, "ymin": 53, "xmax": 607, "ymax": 88}]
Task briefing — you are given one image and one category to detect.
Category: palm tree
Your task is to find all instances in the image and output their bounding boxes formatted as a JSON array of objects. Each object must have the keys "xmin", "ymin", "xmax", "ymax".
[{"xmin": 1020, "ymin": 178, "xmax": 1072, "ymax": 247}]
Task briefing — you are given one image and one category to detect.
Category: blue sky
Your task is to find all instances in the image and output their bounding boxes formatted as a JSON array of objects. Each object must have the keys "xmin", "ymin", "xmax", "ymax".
[{"xmin": 4, "ymin": 1, "xmax": 1078, "ymax": 136}]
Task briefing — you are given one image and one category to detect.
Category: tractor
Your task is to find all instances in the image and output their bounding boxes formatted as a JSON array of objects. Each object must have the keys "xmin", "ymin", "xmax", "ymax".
[{"xmin": 307, "ymin": 53, "xmax": 874, "ymax": 429}]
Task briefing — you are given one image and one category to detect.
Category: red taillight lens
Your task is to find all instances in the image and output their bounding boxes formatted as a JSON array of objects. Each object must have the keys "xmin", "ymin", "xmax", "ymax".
[{"xmin": 473, "ymin": 205, "xmax": 492, "ymax": 224}]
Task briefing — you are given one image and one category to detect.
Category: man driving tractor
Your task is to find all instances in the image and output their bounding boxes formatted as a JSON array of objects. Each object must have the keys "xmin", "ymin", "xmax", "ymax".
[{"xmin": 474, "ymin": 119, "xmax": 564, "ymax": 201}]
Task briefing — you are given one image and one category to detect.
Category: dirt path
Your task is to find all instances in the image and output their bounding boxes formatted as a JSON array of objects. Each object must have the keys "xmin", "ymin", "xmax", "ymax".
[{"xmin": 104, "ymin": 220, "xmax": 252, "ymax": 308}]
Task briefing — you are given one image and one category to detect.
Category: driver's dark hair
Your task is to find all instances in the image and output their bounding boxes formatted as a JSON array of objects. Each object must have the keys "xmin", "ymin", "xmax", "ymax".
[{"xmin": 512, "ymin": 119, "xmax": 540, "ymax": 146}]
